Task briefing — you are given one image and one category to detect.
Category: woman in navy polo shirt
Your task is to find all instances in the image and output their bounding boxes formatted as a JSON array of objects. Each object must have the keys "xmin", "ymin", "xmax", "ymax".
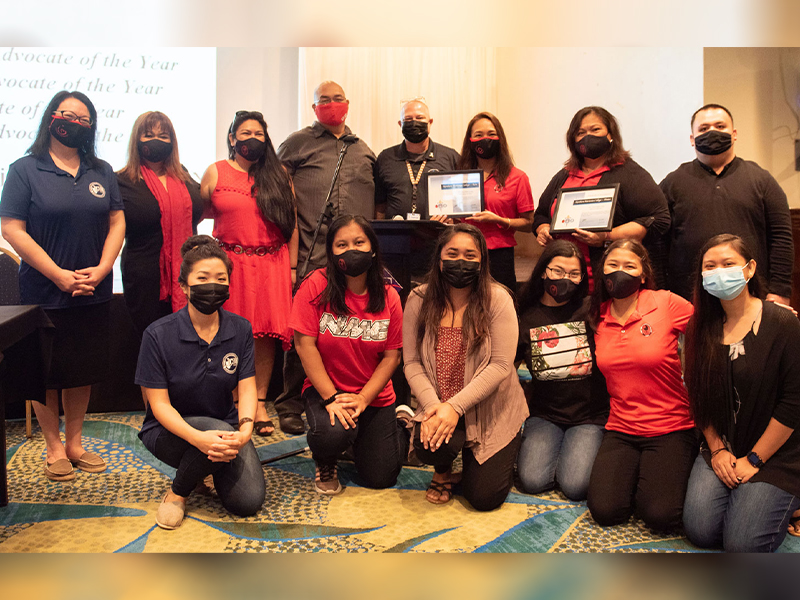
[
  {"xmin": 135, "ymin": 235, "xmax": 265, "ymax": 529},
  {"xmin": 0, "ymin": 90, "xmax": 125, "ymax": 482}
]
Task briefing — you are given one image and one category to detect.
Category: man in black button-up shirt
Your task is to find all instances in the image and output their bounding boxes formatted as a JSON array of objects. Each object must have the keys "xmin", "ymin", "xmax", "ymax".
[{"xmin": 660, "ymin": 104, "xmax": 793, "ymax": 302}]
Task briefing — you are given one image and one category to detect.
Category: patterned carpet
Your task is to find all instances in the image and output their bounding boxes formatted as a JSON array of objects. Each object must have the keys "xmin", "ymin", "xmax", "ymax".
[{"xmin": 2, "ymin": 405, "xmax": 798, "ymax": 553}]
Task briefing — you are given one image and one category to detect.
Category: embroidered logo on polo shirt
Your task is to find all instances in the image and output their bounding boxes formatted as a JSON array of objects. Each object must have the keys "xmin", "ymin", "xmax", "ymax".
[
  {"xmin": 88, "ymin": 182, "xmax": 106, "ymax": 198},
  {"xmin": 640, "ymin": 323, "xmax": 653, "ymax": 337},
  {"xmin": 222, "ymin": 353, "xmax": 238, "ymax": 374}
]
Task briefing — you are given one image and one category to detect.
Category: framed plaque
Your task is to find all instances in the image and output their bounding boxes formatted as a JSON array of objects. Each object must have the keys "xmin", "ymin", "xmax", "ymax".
[
  {"xmin": 426, "ymin": 170, "xmax": 485, "ymax": 218},
  {"xmin": 550, "ymin": 184, "xmax": 620, "ymax": 233}
]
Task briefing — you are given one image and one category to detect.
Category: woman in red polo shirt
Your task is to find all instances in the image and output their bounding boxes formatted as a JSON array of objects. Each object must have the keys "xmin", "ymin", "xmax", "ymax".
[
  {"xmin": 586, "ymin": 239, "xmax": 697, "ymax": 532},
  {"xmin": 201, "ymin": 110, "xmax": 299, "ymax": 436},
  {"xmin": 454, "ymin": 111, "xmax": 534, "ymax": 294},
  {"xmin": 533, "ymin": 106, "xmax": 669, "ymax": 290}
]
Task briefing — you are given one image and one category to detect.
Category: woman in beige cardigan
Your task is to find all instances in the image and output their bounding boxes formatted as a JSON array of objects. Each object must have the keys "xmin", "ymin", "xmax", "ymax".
[{"xmin": 403, "ymin": 224, "xmax": 529, "ymax": 509}]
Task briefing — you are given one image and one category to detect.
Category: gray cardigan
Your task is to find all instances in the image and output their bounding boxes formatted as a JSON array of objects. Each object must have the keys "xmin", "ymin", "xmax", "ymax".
[{"xmin": 403, "ymin": 283, "xmax": 529, "ymax": 464}]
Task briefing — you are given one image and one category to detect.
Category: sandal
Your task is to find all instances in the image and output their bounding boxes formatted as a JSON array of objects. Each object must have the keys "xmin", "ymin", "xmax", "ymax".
[
  {"xmin": 426, "ymin": 479, "xmax": 454, "ymax": 504},
  {"xmin": 254, "ymin": 399, "xmax": 274, "ymax": 437},
  {"xmin": 788, "ymin": 513, "xmax": 800, "ymax": 537}
]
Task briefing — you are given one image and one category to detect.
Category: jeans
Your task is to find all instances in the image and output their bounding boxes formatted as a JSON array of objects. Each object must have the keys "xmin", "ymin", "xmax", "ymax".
[
  {"xmin": 141, "ymin": 416, "xmax": 266, "ymax": 517},
  {"xmin": 304, "ymin": 388, "xmax": 409, "ymax": 489},
  {"xmin": 517, "ymin": 417, "xmax": 604, "ymax": 501},
  {"xmin": 414, "ymin": 420, "xmax": 522, "ymax": 512},
  {"xmin": 587, "ymin": 428, "xmax": 697, "ymax": 532},
  {"xmin": 683, "ymin": 455, "xmax": 800, "ymax": 552}
]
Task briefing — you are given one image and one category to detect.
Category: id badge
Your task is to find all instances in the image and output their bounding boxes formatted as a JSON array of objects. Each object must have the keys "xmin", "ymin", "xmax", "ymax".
[{"xmin": 407, "ymin": 212, "xmax": 421, "ymax": 221}]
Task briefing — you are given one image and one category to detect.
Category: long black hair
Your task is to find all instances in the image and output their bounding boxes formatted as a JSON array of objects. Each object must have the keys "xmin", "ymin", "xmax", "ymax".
[
  {"xmin": 28, "ymin": 90, "xmax": 99, "ymax": 168},
  {"xmin": 412, "ymin": 223, "xmax": 496, "ymax": 356},
  {"xmin": 518, "ymin": 240, "xmax": 588, "ymax": 314},
  {"xmin": 684, "ymin": 234, "xmax": 764, "ymax": 437},
  {"xmin": 457, "ymin": 111, "xmax": 514, "ymax": 187},
  {"xmin": 227, "ymin": 111, "xmax": 296, "ymax": 243},
  {"xmin": 316, "ymin": 215, "xmax": 387, "ymax": 315},
  {"xmin": 588, "ymin": 239, "xmax": 656, "ymax": 330}
]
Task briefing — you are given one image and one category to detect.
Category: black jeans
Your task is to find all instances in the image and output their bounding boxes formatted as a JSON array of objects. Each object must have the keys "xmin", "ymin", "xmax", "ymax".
[
  {"xmin": 304, "ymin": 388, "xmax": 409, "ymax": 489},
  {"xmin": 414, "ymin": 419, "xmax": 522, "ymax": 512},
  {"xmin": 141, "ymin": 416, "xmax": 266, "ymax": 517},
  {"xmin": 487, "ymin": 246, "xmax": 517, "ymax": 296},
  {"xmin": 587, "ymin": 428, "xmax": 698, "ymax": 532}
]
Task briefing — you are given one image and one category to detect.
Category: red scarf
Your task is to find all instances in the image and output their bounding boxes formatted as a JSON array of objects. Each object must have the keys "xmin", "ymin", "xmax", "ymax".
[{"xmin": 140, "ymin": 164, "xmax": 193, "ymax": 312}]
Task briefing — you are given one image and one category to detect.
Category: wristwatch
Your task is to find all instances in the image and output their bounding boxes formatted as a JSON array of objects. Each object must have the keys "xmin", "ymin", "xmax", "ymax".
[{"xmin": 747, "ymin": 451, "xmax": 764, "ymax": 469}]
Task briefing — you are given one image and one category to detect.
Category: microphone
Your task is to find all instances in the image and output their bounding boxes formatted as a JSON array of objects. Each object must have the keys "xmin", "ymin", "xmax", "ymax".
[{"xmin": 341, "ymin": 134, "xmax": 359, "ymax": 144}]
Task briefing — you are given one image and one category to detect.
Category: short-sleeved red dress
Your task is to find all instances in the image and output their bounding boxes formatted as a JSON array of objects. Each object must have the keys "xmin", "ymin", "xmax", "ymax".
[{"xmin": 210, "ymin": 160, "xmax": 292, "ymax": 349}]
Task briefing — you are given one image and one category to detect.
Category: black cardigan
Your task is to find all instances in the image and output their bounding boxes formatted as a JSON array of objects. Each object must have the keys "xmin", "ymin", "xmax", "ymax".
[
  {"xmin": 533, "ymin": 159, "xmax": 670, "ymax": 269},
  {"xmin": 700, "ymin": 300, "xmax": 800, "ymax": 498}
]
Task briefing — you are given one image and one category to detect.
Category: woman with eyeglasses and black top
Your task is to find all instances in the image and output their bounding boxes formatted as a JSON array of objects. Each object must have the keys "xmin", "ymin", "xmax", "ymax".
[
  {"xmin": 450, "ymin": 112, "xmax": 534, "ymax": 295},
  {"xmin": 586, "ymin": 239, "xmax": 697, "ymax": 532},
  {"xmin": 533, "ymin": 106, "xmax": 669, "ymax": 291},
  {"xmin": 682, "ymin": 234, "xmax": 800, "ymax": 552},
  {"xmin": 0, "ymin": 91, "xmax": 125, "ymax": 481},
  {"xmin": 516, "ymin": 240, "xmax": 608, "ymax": 501},
  {"xmin": 201, "ymin": 111, "xmax": 298, "ymax": 437},
  {"xmin": 117, "ymin": 111, "xmax": 204, "ymax": 336},
  {"xmin": 289, "ymin": 215, "xmax": 407, "ymax": 496},
  {"xmin": 403, "ymin": 224, "xmax": 528, "ymax": 509}
]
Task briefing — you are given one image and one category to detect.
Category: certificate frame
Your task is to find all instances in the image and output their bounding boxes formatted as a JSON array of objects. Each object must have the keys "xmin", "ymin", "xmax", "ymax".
[
  {"xmin": 426, "ymin": 169, "xmax": 485, "ymax": 218},
  {"xmin": 550, "ymin": 183, "xmax": 620, "ymax": 233}
]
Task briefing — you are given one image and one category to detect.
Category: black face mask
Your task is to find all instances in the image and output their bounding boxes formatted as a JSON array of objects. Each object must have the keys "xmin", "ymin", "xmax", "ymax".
[
  {"xmin": 402, "ymin": 120, "xmax": 429, "ymax": 144},
  {"xmin": 576, "ymin": 134, "xmax": 612, "ymax": 160},
  {"xmin": 137, "ymin": 139, "xmax": 173, "ymax": 163},
  {"xmin": 470, "ymin": 137, "xmax": 499, "ymax": 160},
  {"xmin": 693, "ymin": 130, "xmax": 732, "ymax": 156},
  {"xmin": 188, "ymin": 283, "xmax": 230, "ymax": 315},
  {"xmin": 441, "ymin": 259, "xmax": 481, "ymax": 289},
  {"xmin": 235, "ymin": 138, "xmax": 266, "ymax": 162},
  {"xmin": 604, "ymin": 270, "xmax": 642, "ymax": 299},
  {"xmin": 335, "ymin": 249, "xmax": 373, "ymax": 277},
  {"xmin": 544, "ymin": 277, "xmax": 579, "ymax": 304},
  {"xmin": 49, "ymin": 117, "xmax": 91, "ymax": 149}
]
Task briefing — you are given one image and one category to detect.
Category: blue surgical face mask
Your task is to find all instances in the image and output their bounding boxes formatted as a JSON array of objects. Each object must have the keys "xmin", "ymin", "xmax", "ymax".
[{"xmin": 702, "ymin": 264, "xmax": 751, "ymax": 300}]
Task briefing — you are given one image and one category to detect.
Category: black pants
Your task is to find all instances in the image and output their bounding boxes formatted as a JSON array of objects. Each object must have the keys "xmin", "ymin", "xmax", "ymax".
[
  {"xmin": 304, "ymin": 388, "xmax": 409, "ymax": 489},
  {"xmin": 274, "ymin": 344, "xmax": 306, "ymax": 417},
  {"xmin": 141, "ymin": 417, "xmax": 266, "ymax": 517},
  {"xmin": 414, "ymin": 419, "xmax": 522, "ymax": 512},
  {"xmin": 587, "ymin": 428, "xmax": 698, "ymax": 532},
  {"xmin": 487, "ymin": 247, "xmax": 516, "ymax": 296}
]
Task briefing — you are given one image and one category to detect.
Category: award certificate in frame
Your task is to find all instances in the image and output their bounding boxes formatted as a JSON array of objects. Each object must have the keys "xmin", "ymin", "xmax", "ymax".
[
  {"xmin": 550, "ymin": 183, "xmax": 620, "ymax": 233},
  {"xmin": 426, "ymin": 170, "xmax": 485, "ymax": 218}
]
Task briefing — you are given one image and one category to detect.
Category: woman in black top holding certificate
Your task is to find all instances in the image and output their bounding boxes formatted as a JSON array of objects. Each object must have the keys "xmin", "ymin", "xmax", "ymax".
[{"xmin": 533, "ymin": 106, "xmax": 669, "ymax": 290}]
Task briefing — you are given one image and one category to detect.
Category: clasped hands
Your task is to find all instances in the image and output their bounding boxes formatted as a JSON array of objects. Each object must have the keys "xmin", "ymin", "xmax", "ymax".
[
  {"xmin": 325, "ymin": 392, "xmax": 371, "ymax": 429},
  {"xmin": 710, "ymin": 449, "xmax": 760, "ymax": 489},
  {"xmin": 420, "ymin": 402, "xmax": 459, "ymax": 452},
  {"xmin": 193, "ymin": 430, "xmax": 250, "ymax": 463},
  {"xmin": 55, "ymin": 264, "xmax": 111, "ymax": 297}
]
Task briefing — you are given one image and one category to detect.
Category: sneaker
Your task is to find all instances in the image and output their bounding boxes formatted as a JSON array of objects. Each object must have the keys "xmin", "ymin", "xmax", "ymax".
[
  {"xmin": 314, "ymin": 462, "xmax": 343, "ymax": 495},
  {"xmin": 155, "ymin": 493, "xmax": 186, "ymax": 530},
  {"xmin": 395, "ymin": 404, "xmax": 415, "ymax": 429}
]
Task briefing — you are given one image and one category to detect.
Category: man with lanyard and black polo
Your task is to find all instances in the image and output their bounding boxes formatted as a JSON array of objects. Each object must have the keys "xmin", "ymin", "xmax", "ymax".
[
  {"xmin": 374, "ymin": 98, "xmax": 459, "ymax": 274},
  {"xmin": 275, "ymin": 80, "xmax": 377, "ymax": 435}
]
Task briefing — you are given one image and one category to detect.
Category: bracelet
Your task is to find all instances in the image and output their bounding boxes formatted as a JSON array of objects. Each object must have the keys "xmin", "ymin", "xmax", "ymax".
[
  {"xmin": 321, "ymin": 392, "xmax": 341, "ymax": 406},
  {"xmin": 505, "ymin": 217, "xmax": 511, "ymax": 230},
  {"xmin": 710, "ymin": 447, "xmax": 727, "ymax": 457},
  {"xmin": 238, "ymin": 417, "xmax": 254, "ymax": 429}
]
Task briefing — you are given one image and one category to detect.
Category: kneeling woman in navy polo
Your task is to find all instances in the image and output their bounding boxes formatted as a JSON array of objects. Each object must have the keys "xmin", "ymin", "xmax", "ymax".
[
  {"xmin": 289, "ymin": 215, "xmax": 407, "ymax": 496},
  {"xmin": 135, "ymin": 235, "xmax": 265, "ymax": 529}
]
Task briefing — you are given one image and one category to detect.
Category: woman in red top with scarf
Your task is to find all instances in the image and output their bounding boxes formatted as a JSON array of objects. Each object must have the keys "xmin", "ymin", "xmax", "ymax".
[
  {"xmin": 118, "ymin": 111, "xmax": 205, "ymax": 336},
  {"xmin": 533, "ymin": 106, "xmax": 669, "ymax": 290}
]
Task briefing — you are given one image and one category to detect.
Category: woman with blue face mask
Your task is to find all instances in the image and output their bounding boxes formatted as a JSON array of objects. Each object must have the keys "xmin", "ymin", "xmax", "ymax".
[{"xmin": 683, "ymin": 234, "xmax": 800, "ymax": 552}]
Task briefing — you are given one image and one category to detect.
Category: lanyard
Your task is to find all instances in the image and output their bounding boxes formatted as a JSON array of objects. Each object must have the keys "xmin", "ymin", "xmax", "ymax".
[{"xmin": 405, "ymin": 159, "xmax": 427, "ymax": 213}]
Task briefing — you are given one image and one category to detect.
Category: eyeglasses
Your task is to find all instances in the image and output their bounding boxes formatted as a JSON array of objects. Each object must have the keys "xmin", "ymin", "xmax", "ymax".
[
  {"xmin": 546, "ymin": 266, "xmax": 583, "ymax": 283},
  {"xmin": 234, "ymin": 110, "xmax": 263, "ymax": 120},
  {"xmin": 52, "ymin": 110, "xmax": 92, "ymax": 127}
]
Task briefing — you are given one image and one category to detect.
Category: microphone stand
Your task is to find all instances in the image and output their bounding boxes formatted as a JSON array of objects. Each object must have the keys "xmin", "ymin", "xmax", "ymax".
[{"xmin": 296, "ymin": 137, "xmax": 355, "ymax": 283}]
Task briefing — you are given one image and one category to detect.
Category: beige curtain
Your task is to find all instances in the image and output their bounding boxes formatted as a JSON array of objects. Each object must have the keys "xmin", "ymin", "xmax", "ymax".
[{"xmin": 299, "ymin": 47, "xmax": 498, "ymax": 157}]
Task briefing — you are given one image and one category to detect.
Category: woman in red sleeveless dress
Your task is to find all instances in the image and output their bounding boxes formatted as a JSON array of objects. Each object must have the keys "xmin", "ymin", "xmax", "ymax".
[{"xmin": 201, "ymin": 111, "xmax": 298, "ymax": 435}]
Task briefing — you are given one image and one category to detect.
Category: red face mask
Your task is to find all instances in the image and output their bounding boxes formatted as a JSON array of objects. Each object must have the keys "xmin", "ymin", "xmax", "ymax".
[{"xmin": 315, "ymin": 101, "xmax": 348, "ymax": 126}]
